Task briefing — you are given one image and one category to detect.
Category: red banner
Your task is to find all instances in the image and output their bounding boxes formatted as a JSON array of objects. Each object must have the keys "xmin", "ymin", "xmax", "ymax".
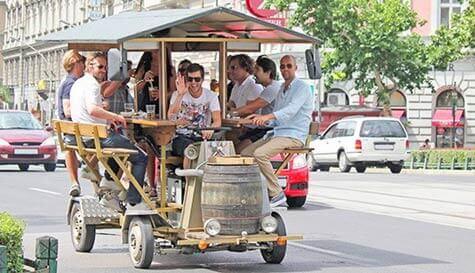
[{"xmin": 246, "ymin": 0, "xmax": 279, "ymax": 18}]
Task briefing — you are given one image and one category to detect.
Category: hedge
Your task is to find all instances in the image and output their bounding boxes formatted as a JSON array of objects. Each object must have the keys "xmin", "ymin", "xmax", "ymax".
[
  {"xmin": 407, "ymin": 149, "xmax": 475, "ymax": 170},
  {"xmin": 0, "ymin": 212, "xmax": 25, "ymax": 273}
]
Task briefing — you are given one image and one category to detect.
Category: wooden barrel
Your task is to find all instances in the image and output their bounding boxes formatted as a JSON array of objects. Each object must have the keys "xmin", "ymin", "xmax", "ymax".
[{"xmin": 201, "ymin": 164, "xmax": 263, "ymax": 235}]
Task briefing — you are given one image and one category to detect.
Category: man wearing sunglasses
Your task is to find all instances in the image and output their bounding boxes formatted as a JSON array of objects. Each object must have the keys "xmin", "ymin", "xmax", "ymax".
[
  {"xmin": 227, "ymin": 54, "xmax": 263, "ymax": 109},
  {"xmin": 242, "ymin": 55, "xmax": 314, "ymax": 207},
  {"xmin": 168, "ymin": 63, "xmax": 221, "ymax": 169},
  {"xmin": 70, "ymin": 52, "xmax": 148, "ymax": 210}
]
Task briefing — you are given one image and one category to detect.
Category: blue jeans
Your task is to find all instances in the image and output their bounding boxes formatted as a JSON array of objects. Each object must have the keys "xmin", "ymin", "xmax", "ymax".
[{"xmin": 101, "ymin": 131, "xmax": 147, "ymax": 205}]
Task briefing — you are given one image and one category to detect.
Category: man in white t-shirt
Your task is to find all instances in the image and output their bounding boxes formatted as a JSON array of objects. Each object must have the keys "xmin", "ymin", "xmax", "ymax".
[
  {"xmin": 228, "ymin": 54, "xmax": 263, "ymax": 109},
  {"xmin": 168, "ymin": 63, "xmax": 221, "ymax": 168},
  {"xmin": 70, "ymin": 52, "xmax": 148, "ymax": 208}
]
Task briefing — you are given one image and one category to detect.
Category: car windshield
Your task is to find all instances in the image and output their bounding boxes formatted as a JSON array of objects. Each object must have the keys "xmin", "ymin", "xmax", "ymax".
[
  {"xmin": 360, "ymin": 120, "xmax": 406, "ymax": 138},
  {"xmin": 0, "ymin": 112, "xmax": 43, "ymax": 130}
]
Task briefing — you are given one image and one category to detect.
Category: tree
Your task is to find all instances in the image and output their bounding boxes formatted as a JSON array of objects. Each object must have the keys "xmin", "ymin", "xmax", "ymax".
[
  {"xmin": 269, "ymin": 0, "xmax": 433, "ymax": 115},
  {"xmin": 0, "ymin": 85, "xmax": 12, "ymax": 106},
  {"xmin": 428, "ymin": 0, "xmax": 474, "ymax": 70}
]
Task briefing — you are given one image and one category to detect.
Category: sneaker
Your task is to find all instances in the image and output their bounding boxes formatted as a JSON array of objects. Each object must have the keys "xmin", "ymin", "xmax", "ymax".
[
  {"xmin": 99, "ymin": 192, "xmax": 122, "ymax": 211},
  {"xmin": 69, "ymin": 183, "xmax": 81, "ymax": 197},
  {"xmin": 99, "ymin": 177, "xmax": 123, "ymax": 192},
  {"xmin": 80, "ymin": 167, "xmax": 101, "ymax": 182},
  {"xmin": 270, "ymin": 192, "xmax": 287, "ymax": 208},
  {"xmin": 127, "ymin": 201, "xmax": 151, "ymax": 211}
]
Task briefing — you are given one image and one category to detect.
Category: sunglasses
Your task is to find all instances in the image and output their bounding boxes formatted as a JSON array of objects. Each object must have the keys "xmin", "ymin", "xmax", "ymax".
[
  {"xmin": 91, "ymin": 63, "xmax": 106, "ymax": 70},
  {"xmin": 280, "ymin": 64, "xmax": 293, "ymax": 69},
  {"xmin": 186, "ymin": 76, "xmax": 202, "ymax": 83}
]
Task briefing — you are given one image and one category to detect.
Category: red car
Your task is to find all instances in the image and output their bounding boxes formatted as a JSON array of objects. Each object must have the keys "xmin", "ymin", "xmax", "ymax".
[
  {"xmin": 272, "ymin": 154, "xmax": 309, "ymax": 207},
  {"xmin": 0, "ymin": 110, "xmax": 57, "ymax": 171}
]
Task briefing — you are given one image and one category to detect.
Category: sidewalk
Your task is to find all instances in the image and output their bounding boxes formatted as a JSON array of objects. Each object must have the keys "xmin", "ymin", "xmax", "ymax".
[{"xmin": 366, "ymin": 167, "xmax": 475, "ymax": 176}]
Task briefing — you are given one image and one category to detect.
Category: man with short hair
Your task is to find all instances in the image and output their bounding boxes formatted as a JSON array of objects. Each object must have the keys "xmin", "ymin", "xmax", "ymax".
[
  {"xmin": 57, "ymin": 49, "xmax": 85, "ymax": 196},
  {"xmin": 168, "ymin": 63, "xmax": 221, "ymax": 169},
  {"xmin": 70, "ymin": 52, "xmax": 148, "ymax": 208},
  {"xmin": 242, "ymin": 55, "xmax": 314, "ymax": 207}
]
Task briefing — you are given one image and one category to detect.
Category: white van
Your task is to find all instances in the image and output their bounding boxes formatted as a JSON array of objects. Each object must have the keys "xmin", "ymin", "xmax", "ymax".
[{"xmin": 309, "ymin": 117, "xmax": 409, "ymax": 173}]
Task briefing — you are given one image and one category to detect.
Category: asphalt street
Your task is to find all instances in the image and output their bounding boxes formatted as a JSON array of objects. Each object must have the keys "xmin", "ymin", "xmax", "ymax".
[{"xmin": 0, "ymin": 165, "xmax": 474, "ymax": 273}]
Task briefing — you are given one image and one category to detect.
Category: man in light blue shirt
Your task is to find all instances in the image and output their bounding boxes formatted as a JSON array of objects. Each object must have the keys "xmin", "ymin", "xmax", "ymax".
[{"xmin": 242, "ymin": 55, "xmax": 314, "ymax": 207}]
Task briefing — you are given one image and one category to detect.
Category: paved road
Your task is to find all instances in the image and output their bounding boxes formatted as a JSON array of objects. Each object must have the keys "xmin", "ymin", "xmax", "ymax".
[{"xmin": 1, "ymin": 165, "xmax": 474, "ymax": 273}]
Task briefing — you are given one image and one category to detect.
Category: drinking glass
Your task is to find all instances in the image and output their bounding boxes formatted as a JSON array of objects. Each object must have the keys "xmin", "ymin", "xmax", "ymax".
[{"xmin": 146, "ymin": 104, "xmax": 156, "ymax": 119}]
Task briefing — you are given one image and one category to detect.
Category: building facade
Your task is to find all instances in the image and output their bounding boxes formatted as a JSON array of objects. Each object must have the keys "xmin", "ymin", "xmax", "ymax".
[{"xmin": 1, "ymin": 0, "xmax": 474, "ymax": 148}]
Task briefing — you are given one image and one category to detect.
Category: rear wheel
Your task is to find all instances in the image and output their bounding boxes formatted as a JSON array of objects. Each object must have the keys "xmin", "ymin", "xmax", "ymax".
[
  {"xmin": 70, "ymin": 203, "xmax": 96, "ymax": 252},
  {"xmin": 44, "ymin": 163, "xmax": 56, "ymax": 172},
  {"xmin": 287, "ymin": 196, "xmax": 306, "ymax": 208},
  {"xmin": 18, "ymin": 164, "xmax": 29, "ymax": 171},
  {"xmin": 338, "ymin": 152, "xmax": 351, "ymax": 173},
  {"xmin": 355, "ymin": 165, "xmax": 367, "ymax": 173},
  {"xmin": 128, "ymin": 217, "xmax": 154, "ymax": 269},
  {"xmin": 388, "ymin": 163, "xmax": 403, "ymax": 174},
  {"xmin": 261, "ymin": 214, "xmax": 287, "ymax": 264}
]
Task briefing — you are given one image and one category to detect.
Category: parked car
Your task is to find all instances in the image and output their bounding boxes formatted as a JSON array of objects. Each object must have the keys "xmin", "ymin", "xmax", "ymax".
[
  {"xmin": 272, "ymin": 154, "xmax": 309, "ymax": 207},
  {"xmin": 0, "ymin": 110, "xmax": 57, "ymax": 171},
  {"xmin": 309, "ymin": 117, "xmax": 409, "ymax": 173}
]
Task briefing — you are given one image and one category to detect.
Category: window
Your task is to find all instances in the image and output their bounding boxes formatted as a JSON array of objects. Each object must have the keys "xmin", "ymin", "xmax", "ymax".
[
  {"xmin": 360, "ymin": 120, "xmax": 407, "ymax": 138},
  {"xmin": 436, "ymin": 90, "xmax": 464, "ymax": 107},
  {"xmin": 334, "ymin": 121, "xmax": 356, "ymax": 137},
  {"xmin": 440, "ymin": 0, "xmax": 462, "ymax": 27},
  {"xmin": 322, "ymin": 124, "xmax": 337, "ymax": 139}
]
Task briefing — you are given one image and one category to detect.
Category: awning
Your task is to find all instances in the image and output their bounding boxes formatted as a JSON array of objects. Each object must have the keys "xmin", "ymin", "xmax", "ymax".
[
  {"xmin": 391, "ymin": 109, "xmax": 406, "ymax": 119},
  {"xmin": 432, "ymin": 109, "xmax": 464, "ymax": 127},
  {"xmin": 38, "ymin": 7, "xmax": 321, "ymax": 45}
]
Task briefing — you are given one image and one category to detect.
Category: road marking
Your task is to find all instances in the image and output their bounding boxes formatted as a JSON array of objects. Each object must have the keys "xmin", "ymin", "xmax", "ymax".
[
  {"xmin": 28, "ymin": 187, "xmax": 62, "ymax": 196},
  {"xmin": 288, "ymin": 241, "xmax": 371, "ymax": 264}
]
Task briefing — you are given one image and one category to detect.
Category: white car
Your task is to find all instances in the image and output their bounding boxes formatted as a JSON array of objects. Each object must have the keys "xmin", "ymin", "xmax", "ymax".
[{"xmin": 309, "ymin": 117, "xmax": 409, "ymax": 173}]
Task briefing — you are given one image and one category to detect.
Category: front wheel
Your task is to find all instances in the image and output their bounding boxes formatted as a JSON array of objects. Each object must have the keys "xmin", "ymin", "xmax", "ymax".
[
  {"xmin": 287, "ymin": 196, "xmax": 306, "ymax": 208},
  {"xmin": 44, "ymin": 163, "xmax": 56, "ymax": 172},
  {"xmin": 70, "ymin": 203, "xmax": 96, "ymax": 252},
  {"xmin": 338, "ymin": 152, "xmax": 351, "ymax": 173},
  {"xmin": 388, "ymin": 163, "xmax": 403, "ymax": 174},
  {"xmin": 129, "ymin": 217, "xmax": 154, "ymax": 269},
  {"xmin": 355, "ymin": 165, "xmax": 366, "ymax": 173},
  {"xmin": 260, "ymin": 214, "xmax": 287, "ymax": 264},
  {"xmin": 18, "ymin": 164, "xmax": 29, "ymax": 171}
]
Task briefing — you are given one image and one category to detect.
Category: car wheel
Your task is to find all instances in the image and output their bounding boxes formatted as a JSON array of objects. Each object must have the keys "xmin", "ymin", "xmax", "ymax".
[
  {"xmin": 287, "ymin": 196, "xmax": 306, "ymax": 208},
  {"xmin": 388, "ymin": 163, "xmax": 403, "ymax": 174},
  {"xmin": 18, "ymin": 164, "xmax": 29, "ymax": 171},
  {"xmin": 260, "ymin": 213, "xmax": 287, "ymax": 264},
  {"xmin": 355, "ymin": 165, "xmax": 366, "ymax": 173},
  {"xmin": 338, "ymin": 152, "xmax": 351, "ymax": 173},
  {"xmin": 44, "ymin": 163, "xmax": 56, "ymax": 172}
]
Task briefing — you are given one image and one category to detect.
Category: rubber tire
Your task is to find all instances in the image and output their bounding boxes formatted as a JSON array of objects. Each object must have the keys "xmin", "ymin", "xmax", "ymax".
[
  {"xmin": 319, "ymin": 166, "xmax": 330, "ymax": 172},
  {"xmin": 287, "ymin": 196, "xmax": 306, "ymax": 208},
  {"xmin": 338, "ymin": 152, "xmax": 351, "ymax": 173},
  {"xmin": 44, "ymin": 163, "xmax": 56, "ymax": 172},
  {"xmin": 388, "ymin": 163, "xmax": 403, "ymax": 174},
  {"xmin": 70, "ymin": 203, "xmax": 96, "ymax": 252},
  {"xmin": 355, "ymin": 165, "xmax": 367, "ymax": 173},
  {"xmin": 18, "ymin": 164, "xmax": 29, "ymax": 171},
  {"xmin": 261, "ymin": 214, "xmax": 287, "ymax": 264},
  {"xmin": 128, "ymin": 217, "xmax": 154, "ymax": 269}
]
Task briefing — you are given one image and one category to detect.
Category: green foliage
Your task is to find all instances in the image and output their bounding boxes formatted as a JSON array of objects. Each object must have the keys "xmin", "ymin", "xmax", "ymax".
[
  {"xmin": 268, "ymin": 0, "xmax": 432, "ymax": 108},
  {"xmin": 0, "ymin": 212, "xmax": 25, "ymax": 273},
  {"xmin": 410, "ymin": 149, "xmax": 475, "ymax": 168},
  {"xmin": 0, "ymin": 85, "xmax": 12, "ymax": 104},
  {"xmin": 428, "ymin": 0, "xmax": 475, "ymax": 70}
]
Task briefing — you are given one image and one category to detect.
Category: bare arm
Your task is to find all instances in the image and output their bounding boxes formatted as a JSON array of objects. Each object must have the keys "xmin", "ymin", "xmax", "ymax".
[
  {"xmin": 235, "ymin": 98, "xmax": 269, "ymax": 117},
  {"xmin": 87, "ymin": 104, "xmax": 126, "ymax": 127},
  {"xmin": 62, "ymin": 99, "xmax": 71, "ymax": 118},
  {"xmin": 102, "ymin": 81, "xmax": 122, "ymax": 98},
  {"xmin": 168, "ymin": 93, "xmax": 185, "ymax": 117}
]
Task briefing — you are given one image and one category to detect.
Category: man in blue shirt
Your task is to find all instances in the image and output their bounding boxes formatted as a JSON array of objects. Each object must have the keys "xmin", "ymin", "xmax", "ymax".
[
  {"xmin": 242, "ymin": 55, "xmax": 314, "ymax": 207},
  {"xmin": 56, "ymin": 50, "xmax": 85, "ymax": 196}
]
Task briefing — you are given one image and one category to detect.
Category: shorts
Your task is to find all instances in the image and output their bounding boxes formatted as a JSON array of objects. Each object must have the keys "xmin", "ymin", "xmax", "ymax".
[
  {"xmin": 238, "ymin": 127, "xmax": 272, "ymax": 143},
  {"xmin": 171, "ymin": 134, "xmax": 202, "ymax": 157}
]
